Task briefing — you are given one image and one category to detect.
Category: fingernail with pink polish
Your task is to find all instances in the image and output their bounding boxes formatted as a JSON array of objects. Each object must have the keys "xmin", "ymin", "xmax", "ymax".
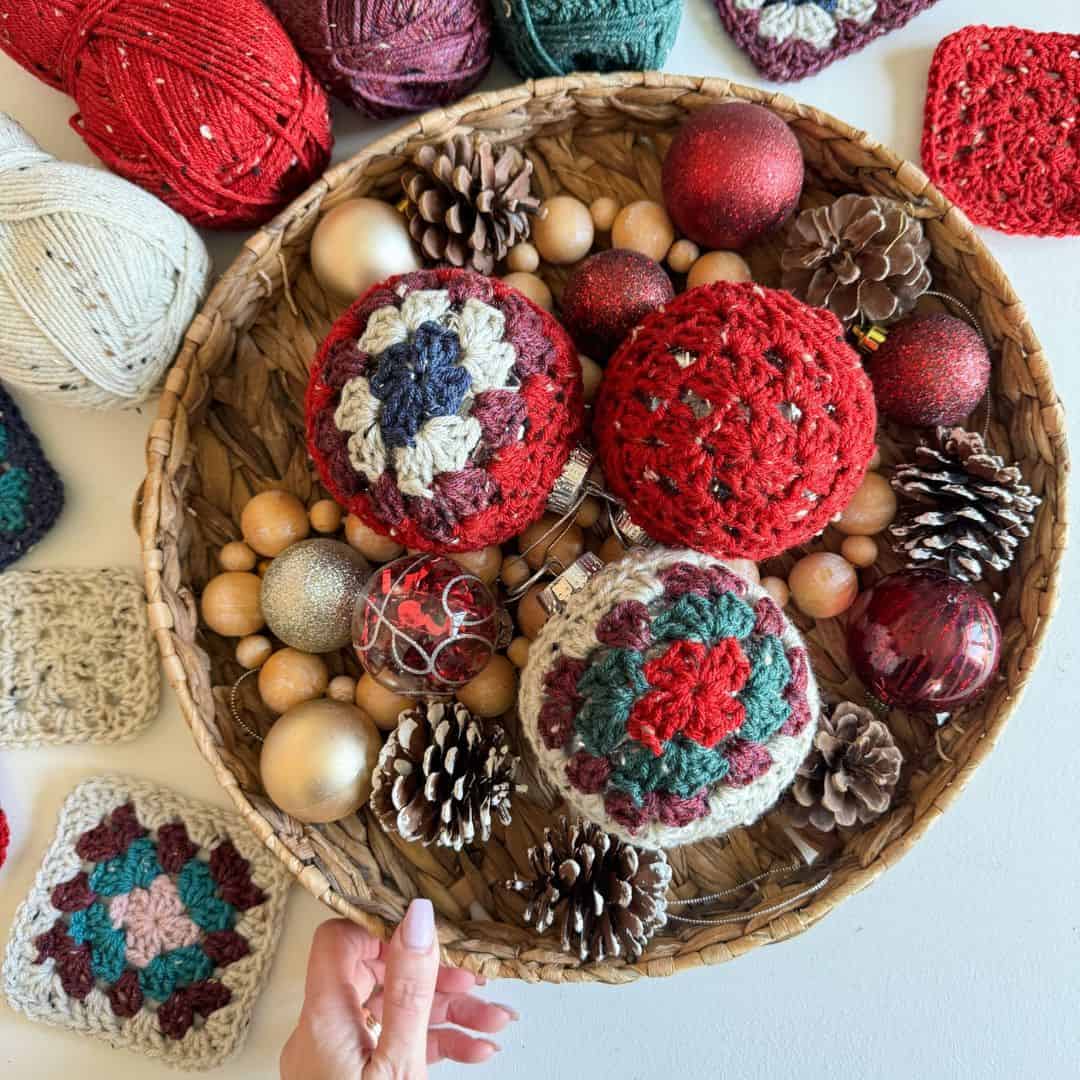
[
  {"xmin": 402, "ymin": 898, "xmax": 434, "ymax": 952},
  {"xmin": 497, "ymin": 1004, "xmax": 520, "ymax": 1022}
]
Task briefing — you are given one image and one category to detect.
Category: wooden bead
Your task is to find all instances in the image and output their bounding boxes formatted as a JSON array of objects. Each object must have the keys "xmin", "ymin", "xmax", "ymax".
[
  {"xmin": 841, "ymin": 535, "xmax": 879, "ymax": 568},
  {"xmin": 506, "ymin": 242, "xmax": 540, "ymax": 273},
  {"xmin": 219, "ymin": 540, "xmax": 256, "ymax": 572},
  {"xmin": 687, "ymin": 251, "xmax": 753, "ymax": 289},
  {"xmin": 870, "ymin": 446, "xmax": 883, "ymax": 469},
  {"xmin": 517, "ymin": 584, "xmax": 550, "ymax": 639},
  {"xmin": 575, "ymin": 496, "xmax": 601, "ymax": 529},
  {"xmin": 500, "ymin": 554, "xmax": 533, "ymax": 591},
  {"xmin": 502, "ymin": 271, "xmax": 553, "ymax": 312},
  {"xmin": 355, "ymin": 673, "xmax": 412, "ymax": 732},
  {"xmin": 456, "ymin": 654, "xmax": 517, "ymax": 718},
  {"xmin": 789, "ymin": 553, "xmax": 859, "ymax": 619},
  {"xmin": 344, "ymin": 514, "xmax": 404, "ymax": 562},
  {"xmin": 532, "ymin": 196, "xmax": 594, "ymax": 265},
  {"xmin": 589, "ymin": 196, "xmax": 619, "ymax": 232},
  {"xmin": 258, "ymin": 648, "xmax": 329, "ymax": 715},
  {"xmin": 256, "ymin": 559, "xmax": 273, "ymax": 577},
  {"xmin": 327, "ymin": 674, "xmax": 358, "ymax": 703},
  {"xmin": 201, "ymin": 572, "xmax": 264, "ymax": 637},
  {"xmin": 724, "ymin": 558, "xmax": 760, "ymax": 586},
  {"xmin": 507, "ymin": 636, "xmax": 531, "ymax": 668},
  {"xmin": 309, "ymin": 499, "xmax": 343, "ymax": 533},
  {"xmin": 666, "ymin": 238, "xmax": 700, "ymax": 274},
  {"xmin": 448, "ymin": 545, "xmax": 502, "ymax": 586},
  {"xmin": 236, "ymin": 634, "xmax": 273, "ymax": 669},
  {"xmin": 518, "ymin": 513, "xmax": 584, "ymax": 571},
  {"xmin": 835, "ymin": 472, "xmax": 897, "ymax": 536},
  {"xmin": 578, "ymin": 354, "xmax": 603, "ymax": 405},
  {"xmin": 612, "ymin": 200, "xmax": 675, "ymax": 262},
  {"xmin": 598, "ymin": 535, "xmax": 626, "ymax": 564},
  {"xmin": 241, "ymin": 490, "xmax": 310, "ymax": 557},
  {"xmin": 760, "ymin": 576, "xmax": 790, "ymax": 608}
]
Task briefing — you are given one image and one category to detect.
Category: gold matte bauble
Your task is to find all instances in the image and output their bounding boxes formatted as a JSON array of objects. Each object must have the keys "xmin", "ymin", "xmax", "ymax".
[
  {"xmin": 260, "ymin": 539, "xmax": 371, "ymax": 653},
  {"xmin": 260, "ymin": 698, "xmax": 382, "ymax": 823}
]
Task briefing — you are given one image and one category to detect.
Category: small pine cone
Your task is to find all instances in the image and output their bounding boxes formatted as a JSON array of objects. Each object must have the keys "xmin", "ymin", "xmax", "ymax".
[
  {"xmin": 889, "ymin": 426, "xmax": 1041, "ymax": 583},
  {"xmin": 789, "ymin": 702, "xmax": 903, "ymax": 832},
  {"xmin": 507, "ymin": 818, "xmax": 671, "ymax": 963},
  {"xmin": 371, "ymin": 701, "xmax": 519, "ymax": 851},
  {"xmin": 781, "ymin": 194, "xmax": 931, "ymax": 325},
  {"xmin": 402, "ymin": 134, "xmax": 540, "ymax": 275}
]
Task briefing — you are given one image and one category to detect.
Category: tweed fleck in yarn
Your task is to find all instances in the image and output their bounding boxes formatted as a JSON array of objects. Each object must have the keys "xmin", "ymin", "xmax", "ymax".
[
  {"xmin": 519, "ymin": 548, "xmax": 819, "ymax": 849},
  {"xmin": 0, "ymin": 0, "xmax": 333, "ymax": 228},
  {"xmin": 595, "ymin": 281, "xmax": 877, "ymax": 561},
  {"xmin": 307, "ymin": 268, "xmax": 584, "ymax": 553}
]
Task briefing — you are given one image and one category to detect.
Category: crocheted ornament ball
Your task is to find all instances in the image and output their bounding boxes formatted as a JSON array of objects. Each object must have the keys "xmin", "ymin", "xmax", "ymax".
[
  {"xmin": 519, "ymin": 547, "xmax": 820, "ymax": 849},
  {"xmin": 595, "ymin": 281, "xmax": 877, "ymax": 561},
  {"xmin": 0, "ymin": 0, "xmax": 332, "ymax": 228},
  {"xmin": 265, "ymin": 0, "xmax": 492, "ymax": 118},
  {"xmin": 306, "ymin": 268, "xmax": 584, "ymax": 553},
  {"xmin": 493, "ymin": 0, "xmax": 682, "ymax": 79}
]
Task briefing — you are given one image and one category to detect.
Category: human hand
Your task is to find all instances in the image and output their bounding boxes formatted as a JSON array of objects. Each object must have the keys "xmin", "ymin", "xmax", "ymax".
[{"xmin": 280, "ymin": 900, "xmax": 516, "ymax": 1079}]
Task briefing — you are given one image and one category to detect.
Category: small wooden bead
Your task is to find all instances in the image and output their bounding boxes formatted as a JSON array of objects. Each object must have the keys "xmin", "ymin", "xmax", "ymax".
[
  {"xmin": 835, "ymin": 472, "xmax": 897, "ymax": 536},
  {"xmin": 449, "ymin": 545, "xmax": 502, "ymax": 586},
  {"xmin": 589, "ymin": 196, "xmax": 619, "ymax": 232},
  {"xmin": 611, "ymin": 200, "xmax": 675, "ymax": 262},
  {"xmin": 760, "ymin": 576, "xmax": 790, "ymax": 608},
  {"xmin": 456, "ymin": 654, "xmax": 517, "ymax": 717},
  {"xmin": 579, "ymin": 354, "xmax": 603, "ymax": 404},
  {"xmin": 201, "ymin": 572, "xmax": 264, "ymax": 637},
  {"xmin": 327, "ymin": 675, "xmax": 358, "ymax": 703},
  {"xmin": 724, "ymin": 558, "xmax": 760, "ymax": 586},
  {"xmin": 507, "ymin": 636, "xmax": 531, "ymax": 668},
  {"xmin": 517, "ymin": 584, "xmax": 550, "ymax": 639},
  {"xmin": 241, "ymin": 490, "xmax": 310, "ymax": 557},
  {"xmin": 219, "ymin": 540, "xmax": 256, "ymax": 572},
  {"xmin": 687, "ymin": 251, "xmax": 753, "ymax": 289},
  {"xmin": 344, "ymin": 514, "xmax": 405, "ymax": 562},
  {"xmin": 598, "ymin": 535, "xmax": 626, "ymax": 565},
  {"xmin": 502, "ymin": 271, "xmax": 554, "ymax": 312},
  {"xmin": 518, "ymin": 513, "xmax": 584, "ymax": 571},
  {"xmin": 258, "ymin": 648, "xmax": 329, "ymax": 714},
  {"xmin": 575, "ymin": 496, "xmax": 601, "ymax": 529},
  {"xmin": 309, "ymin": 499, "xmax": 343, "ymax": 533},
  {"xmin": 789, "ymin": 553, "xmax": 859, "ymax": 619},
  {"xmin": 500, "ymin": 554, "xmax": 533, "ymax": 590},
  {"xmin": 506, "ymin": 241, "xmax": 540, "ymax": 273},
  {"xmin": 841, "ymin": 535, "xmax": 879, "ymax": 568},
  {"xmin": 532, "ymin": 196, "xmax": 594, "ymax": 265},
  {"xmin": 870, "ymin": 446, "xmax": 883, "ymax": 469},
  {"xmin": 236, "ymin": 634, "xmax": 273, "ymax": 669},
  {"xmin": 355, "ymin": 673, "xmax": 412, "ymax": 732},
  {"xmin": 666, "ymin": 238, "xmax": 700, "ymax": 274},
  {"xmin": 257, "ymin": 559, "xmax": 273, "ymax": 578}
]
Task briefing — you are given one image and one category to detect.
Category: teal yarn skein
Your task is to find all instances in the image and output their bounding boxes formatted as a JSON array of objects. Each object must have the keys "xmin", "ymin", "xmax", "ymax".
[{"xmin": 494, "ymin": 0, "xmax": 683, "ymax": 79}]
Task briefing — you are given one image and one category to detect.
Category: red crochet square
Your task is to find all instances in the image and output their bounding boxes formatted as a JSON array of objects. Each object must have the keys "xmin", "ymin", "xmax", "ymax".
[{"xmin": 923, "ymin": 25, "xmax": 1080, "ymax": 236}]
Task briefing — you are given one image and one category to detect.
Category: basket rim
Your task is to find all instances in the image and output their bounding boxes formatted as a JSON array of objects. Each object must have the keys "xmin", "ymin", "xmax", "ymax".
[{"xmin": 138, "ymin": 70, "xmax": 1069, "ymax": 984}]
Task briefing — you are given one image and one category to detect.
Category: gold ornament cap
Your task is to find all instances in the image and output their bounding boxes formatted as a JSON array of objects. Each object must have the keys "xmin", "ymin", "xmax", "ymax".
[{"xmin": 540, "ymin": 552, "xmax": 603, "ymax": 616}]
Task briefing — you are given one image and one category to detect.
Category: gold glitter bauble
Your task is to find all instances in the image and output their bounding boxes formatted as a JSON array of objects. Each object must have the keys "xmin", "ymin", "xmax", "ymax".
[
  {"xmin": 260, "ymin": 699, "xmax": 382, "ymax": 823},
  {"xmin": 261, "ymin": 539, "xmax": 371, "ymax": 653}
]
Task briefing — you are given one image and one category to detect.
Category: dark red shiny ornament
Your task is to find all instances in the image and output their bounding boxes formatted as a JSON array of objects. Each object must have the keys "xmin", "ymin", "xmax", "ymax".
[
  {"xmin": 864, "ymin": 313, "xmax": 989, "ymax": 427},
  {"xmin": 560, "ymin": 249, "xmax": 674, "ymax": 361},
  {"xmin": 846, "ymin": 569, "xmax": 1001, "ymax": 711},
  {"xmin": 661, "ymin": 102, "xmax": 804, "ymax": 251}
]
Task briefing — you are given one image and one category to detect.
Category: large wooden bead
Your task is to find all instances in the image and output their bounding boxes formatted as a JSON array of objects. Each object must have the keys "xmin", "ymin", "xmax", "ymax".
[
  {"xmin": 612, "ymin": 200, "xmax": 675, "ymax": 262},
  {"xmin": 835, "ymin": 472, "xmax": 898, "ymax": 536},
  {"xmin": 345, "ymin": 514, "xmax": 405, "ymax": 562},
  {"xmin": 532, "ymin": 196, "xmax": 594, "ymax": 265},
  {"xmin": 448, "ymin": 545, "xmax": 502, "ymax": 586},
  {"xmin": 258, "ymin": 648, "xmax": 329, "ymax": 714},
  {"xmin": 518, "ymin": 514, "xmax": 584, "ymax": 571},
  {"xmin": 456, "ymin": 655, "xmax": 518, "ymax": 717},
  {"xmin": 219, "ymin": 541, "xmax": 256, "ymax": 572},
  {"xmin": 789, "ymin": 553, "xmax": 859, "ymax": 619},
  {"xmin": 201, "ymin": 572, "xmax": 264, "ymax": 637},
  {"xmin": 355, "ymin": 672, "xmax": 412, "ymax": 732},
  {"xmin": 241, "ymin": 490, "xmax": 310, "ymax": 557}
]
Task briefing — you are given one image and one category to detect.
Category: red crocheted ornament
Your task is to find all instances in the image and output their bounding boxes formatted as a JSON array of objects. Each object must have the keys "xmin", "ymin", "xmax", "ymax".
[
  {"xmin": 595, "ymin": 281, "xmax": 877, "ymax": 560},
  {"xmin": 306, "ymin": 268, "xmax": 584, "ymax": 554},
  {"xmin": 923, "ymin": 26, "xmax": 1080, "ymax": 237}
]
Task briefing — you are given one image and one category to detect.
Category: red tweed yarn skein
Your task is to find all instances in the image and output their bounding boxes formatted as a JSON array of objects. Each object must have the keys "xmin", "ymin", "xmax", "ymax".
[
  {"xmin": 0, "ymin": 0, "xmax": 333, "ymax": 228},
  {"xmin": 595, "ymin": 282, "xmax": 877, "ymax": 560}
]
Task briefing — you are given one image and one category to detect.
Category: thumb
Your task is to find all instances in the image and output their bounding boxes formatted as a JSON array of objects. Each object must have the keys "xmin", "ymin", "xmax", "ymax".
[{"xmin": 365, "ymin": 899, "xmax": 438, "ymax": 1079}]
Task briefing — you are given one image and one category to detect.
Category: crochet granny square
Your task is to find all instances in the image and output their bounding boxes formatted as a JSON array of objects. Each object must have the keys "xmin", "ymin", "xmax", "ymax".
[
  {"xmin": 0, "ymin": 569, "xmax": 160, "ymax": 747},
  {"xmin": 923, "ymin": 25, "xmax": 1080, "ymax": 237},
  {"xmin": 3, "ymin": 776, "xmax": 291, "ymax": 1071},
  {"xmin": 713, "ymin": 0, "xmax": 940, "ymax": 83},
  {"xmin": 0, "ymin": 383, "xmax": 63, "ymax": 569}
]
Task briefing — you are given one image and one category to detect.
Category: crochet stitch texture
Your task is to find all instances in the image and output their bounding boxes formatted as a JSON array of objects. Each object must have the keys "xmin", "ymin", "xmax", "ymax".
[
  {"xmin": 3, "ymin": 776, "xmax": 290, "ymax": 1070},
  {"xmin": 519, "ymin": 548, "xmax": 819, "ymax": 849}
]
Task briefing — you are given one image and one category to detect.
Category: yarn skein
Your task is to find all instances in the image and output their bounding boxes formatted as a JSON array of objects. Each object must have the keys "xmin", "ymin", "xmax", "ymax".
[
  {"xmin": 0, "ymin": 0, "xmax": 333, "ymax": 228},
  {"xmin": 494, "ymin": 0, "xmax": 682, "ymax": 78},
  {"xmin": 0, "ymin": 116, "xmax": 210, "ymax": 409},
  {"xmin": 266, "ymin": 0, "xmax": 493, "ymax": 118}
]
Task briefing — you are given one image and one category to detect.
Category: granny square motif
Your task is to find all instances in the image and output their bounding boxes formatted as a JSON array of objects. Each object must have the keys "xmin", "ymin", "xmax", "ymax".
[
  {"xmin": 0, "ymin": 569, "xmax": 160, "ymax": 747},
  {"xmin": 3, "ymin": 776, "xmax": 291, "ymax": 1071},
  {"xmin": 713, "ymin": 0, "xmax": 940, "ymax": 83}
]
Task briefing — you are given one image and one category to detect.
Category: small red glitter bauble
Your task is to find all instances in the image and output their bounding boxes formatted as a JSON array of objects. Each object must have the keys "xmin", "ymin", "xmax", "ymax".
[
  {"xmin": 561, "ymin": 249, "xmax": 675, "ymax": 360},
  {"xmin": 661, "ymin": 102, "xmax": 804, "ymax": 250},
  {"xmin": 846, "ymin": 569, "xmax": 1001, "ymax": 711},
  {"xmin": 865, "ymin": 313, "xmax": 989, "ymax": 427}
]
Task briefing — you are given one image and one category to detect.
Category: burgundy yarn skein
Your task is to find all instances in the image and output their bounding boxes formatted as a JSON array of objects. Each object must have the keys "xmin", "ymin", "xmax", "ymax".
[{"xmin": 266, "ymin": 0, "xmax": 493, "ymax": 118}]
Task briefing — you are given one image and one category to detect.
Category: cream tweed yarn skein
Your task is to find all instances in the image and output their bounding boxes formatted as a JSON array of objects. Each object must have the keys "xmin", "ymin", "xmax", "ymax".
[{"xmin": 0, "ymin": 115, "xmax": 210, "ymax": 408}]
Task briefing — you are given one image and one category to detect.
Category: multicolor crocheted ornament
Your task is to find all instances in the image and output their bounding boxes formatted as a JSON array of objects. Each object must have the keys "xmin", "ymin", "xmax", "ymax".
[
  {"xmin": 519, "ymin": 548, "xmax": 820, "ymax": 849},
  {"xmin": 306, "ymin": 268, "xmax": 584, "ymax": 553},
  {"xmin": 3, "ymin": 776, "xmax": 290, "ymax": 1069},
  {"xmin": 595, "ymin": 281, "xmax": 877, "ymax": 561},
  {"xmin": 713, "ymin": 0, "xmax": 939, "ymax": 83},
  {"xmin": 923, "ymin": 26, "xmax": 1080, "ymax": 237}
]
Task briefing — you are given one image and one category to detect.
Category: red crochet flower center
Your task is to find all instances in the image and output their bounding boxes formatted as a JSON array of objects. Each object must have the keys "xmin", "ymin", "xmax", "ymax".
[{"xmin": 627, "ymin": 638, "xmax": 750, "ymax": 757}]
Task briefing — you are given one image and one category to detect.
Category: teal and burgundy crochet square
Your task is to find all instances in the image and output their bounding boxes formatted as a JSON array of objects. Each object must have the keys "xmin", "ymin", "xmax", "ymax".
[{"xmin": 3, "ymin": 776, "xmax": 291, "ymax": 1071}]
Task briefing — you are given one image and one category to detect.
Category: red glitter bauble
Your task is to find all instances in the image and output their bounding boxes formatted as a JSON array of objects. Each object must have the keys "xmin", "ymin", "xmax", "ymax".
[
  {"xmin": 865, "ymin": 313, "xmax": 989, "ymax": 427},
  {"xmin": 661, "ymin": 103, "xmax": 804, "ymax": 250},
  {"xmin": 560, "ymin": 249, "xmax": 675, "ymax": 360},
  {"xmin": 847, "ymin": 569, "xmax": 1001, "ymax": 711},
  {"xmin": 595, "ymin": 281, "xmax": 877, "ymax": 560},
  {"xmin": 0, "ymin": 807, "xmax": 8, "ymax": 870}
]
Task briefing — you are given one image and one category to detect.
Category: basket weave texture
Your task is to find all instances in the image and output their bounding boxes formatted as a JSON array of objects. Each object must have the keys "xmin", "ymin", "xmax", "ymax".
[{"xmin": 138, "ymin": 73, "xmax": 1068, "ymax": 985}]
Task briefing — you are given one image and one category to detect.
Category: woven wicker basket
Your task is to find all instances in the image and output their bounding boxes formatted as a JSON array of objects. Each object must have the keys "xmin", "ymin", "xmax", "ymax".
[{"xmin": 138, "ymin": 72, "xmax": 1067, "ymax": 985}]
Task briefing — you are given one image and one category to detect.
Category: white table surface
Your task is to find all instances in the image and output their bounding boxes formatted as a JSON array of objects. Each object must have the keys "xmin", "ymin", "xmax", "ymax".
[{"xmin": 1, "ymin": 2, "xmax": 1078, "ymax": 1077}]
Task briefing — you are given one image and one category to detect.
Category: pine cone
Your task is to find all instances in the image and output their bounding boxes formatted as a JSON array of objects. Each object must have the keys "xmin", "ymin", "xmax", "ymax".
[
  {"xmin": 370, "ymin": 701, "xmax": 519, "ymax": 851},
  {"xmin": 789, "ymin": 703, "xmax": 903, "ymax": 832},
  {"xmin": 781, "ymin": 194, "xmax": 931, "ymax": 325},
  {"xmin": 889, "ymin": 426, "xmax": 1041, "ymax": 583},
  {"xmin": 402, "ymin": 135, "xmax": 540, "ymax": 275},
  {"xmin": 507, "ymin": 818, "xmax": 671, "ymax": 963}
]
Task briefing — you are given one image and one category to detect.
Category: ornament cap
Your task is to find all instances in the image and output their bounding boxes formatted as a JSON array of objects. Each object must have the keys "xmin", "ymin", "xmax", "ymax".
[
  {"xmin": 852, "ymin": 324, "xmax": 888, "ymax": 353},
  {"xmin": 539, "ymin": 552, "xmax": 603, "ymax": 616},
  {"xmin": 547, "ymin": 444, "xmax": 595, "ymax": 517}
]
